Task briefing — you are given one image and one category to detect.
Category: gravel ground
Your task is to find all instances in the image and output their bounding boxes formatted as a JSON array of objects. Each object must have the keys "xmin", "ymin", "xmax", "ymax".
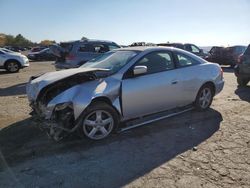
[{"xmin": 0, "ymin": 62, "xmax": 249, "ymax": 188}]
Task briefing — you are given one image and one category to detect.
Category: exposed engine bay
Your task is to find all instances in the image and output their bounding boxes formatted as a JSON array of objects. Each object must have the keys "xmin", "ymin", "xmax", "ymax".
[{"xmin": 27, "ymin": 68, "xmax": 122, "ymax": 141}]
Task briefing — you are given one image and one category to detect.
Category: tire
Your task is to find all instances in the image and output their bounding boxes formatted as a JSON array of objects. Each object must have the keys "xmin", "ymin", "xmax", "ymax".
[
  {"xmin": 195, "ymin": 84, "xmax": 214, "ymax": 111},
  {"xmin": 5, "ymin": 60, "xmax": 20, "ymax": 73},
  {"xmin": 237, "ymin": 77, "xmax": 249, "ymax": 87},
  {"xmin": 79, "ymin": 102, "xmax": 119, "ymax": 140}
]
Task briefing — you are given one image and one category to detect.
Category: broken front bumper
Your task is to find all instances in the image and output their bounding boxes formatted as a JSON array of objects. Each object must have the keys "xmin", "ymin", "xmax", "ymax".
[{"xmin": 29, "ymin": 102, "xmax": 78, "ymax": 141}]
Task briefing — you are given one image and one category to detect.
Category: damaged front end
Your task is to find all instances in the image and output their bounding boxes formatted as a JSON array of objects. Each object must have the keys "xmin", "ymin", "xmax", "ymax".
[
  {"xmin": 28, "ymin": 71, "xmax": 97, "ymax": 141},
  {"xmin": 30, "ymin": 101, "xmax": 76, "ymax": 141}
]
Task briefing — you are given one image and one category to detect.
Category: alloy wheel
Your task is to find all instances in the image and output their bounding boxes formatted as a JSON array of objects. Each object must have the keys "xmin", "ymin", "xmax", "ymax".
[
  {"xmin": 199, "ymin": 87, "xmax": 212, "ymax": 109},
  {"xmin": 83, "ymin": 110, "xmax": 114, "ymax": 140},
  {"xmin": 7, "ymin": 62, "xmax": 19, "ymax": 72}
]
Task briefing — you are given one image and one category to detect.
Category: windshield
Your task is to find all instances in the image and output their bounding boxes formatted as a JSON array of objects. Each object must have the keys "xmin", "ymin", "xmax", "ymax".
[
  {"xmin": 0, "ymin": 48, "xmax": 15, "ymax": 53},
  {"xmin": 81, "ymin": 50, "xmax": 138, "ymax": 74}
]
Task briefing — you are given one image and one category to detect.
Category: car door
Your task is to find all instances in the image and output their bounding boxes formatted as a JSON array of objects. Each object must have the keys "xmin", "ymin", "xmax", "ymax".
[
  {"xmin": 121, "ymin": 51, "xmax": 182, "ymax": 119},
  {"xmin": 173, "ymin": 52, "xmax": 203, "ymax": 104}
]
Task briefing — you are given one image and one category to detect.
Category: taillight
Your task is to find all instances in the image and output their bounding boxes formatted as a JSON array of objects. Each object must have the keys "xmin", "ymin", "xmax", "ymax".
[
  {"xmin": 220, "ymin": 67, "xmax": 223, "ymax": 80},
  {"xmin": 237, "ymin": 54, "xmax": 243, "ymax": 64},
  {"xmin": 66, "ymin": 54, "xmax": 75, "ymax": 61}
]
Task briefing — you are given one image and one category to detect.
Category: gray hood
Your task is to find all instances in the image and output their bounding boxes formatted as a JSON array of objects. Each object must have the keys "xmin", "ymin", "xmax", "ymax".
[{"xmin": 26, "ymin": 67, "xmax": 107, "ymax": 101}]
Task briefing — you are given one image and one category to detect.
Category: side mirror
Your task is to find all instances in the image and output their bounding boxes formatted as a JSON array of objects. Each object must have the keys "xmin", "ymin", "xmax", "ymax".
[
  {"xmin": 200, "ymin": 49, "xmax": 204, "ymax": 53},
  {"xmin": 133, "ymin": 65, "xmax": 147, "ymax": 76}
]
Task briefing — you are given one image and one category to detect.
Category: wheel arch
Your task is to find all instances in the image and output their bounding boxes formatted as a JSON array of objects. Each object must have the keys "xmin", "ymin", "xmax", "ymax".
[
  {"xmin": 90, "ymin": 96, "xmax": 122, "ymax": 118},
  {"xmin": 4, "ymin": 59, "xmax": 22, "ymax": 68},
  {"xmin": 199, "ymin": 81, "xmax": 216, "ymax": 96}
]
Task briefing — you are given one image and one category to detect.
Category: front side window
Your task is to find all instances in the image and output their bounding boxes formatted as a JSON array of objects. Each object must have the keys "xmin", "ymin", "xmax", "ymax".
[
  {"xmin": 176, "ymin": 52, "xmax": 200, "ymax": 67},
  {"xmin": 191, "ymin": 45, "xmax": 200, "ymax": 53},
  {"xmin": 92, "ymin": 44, "xmax": 109, "ymax": 53},
  {"xmin": 135, "ymin": 51, "xmax": 175, "ymax": 74}
]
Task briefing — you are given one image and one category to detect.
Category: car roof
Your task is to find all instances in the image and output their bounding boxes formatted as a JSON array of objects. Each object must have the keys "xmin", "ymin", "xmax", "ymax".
[
  {"xmin": 115, "ymin": 46, "xmax": 207, "ymax": 63},
  {"xmin": 116, "ymin": 46, "xmax": 183, "ymax": 52},
  {"xmin": 61, "ymin": 39, "xmax": 118, "ymax": 44},
  {"xmin": 116, "ymin": 46, "xmax": 166, "ymax": 51}
]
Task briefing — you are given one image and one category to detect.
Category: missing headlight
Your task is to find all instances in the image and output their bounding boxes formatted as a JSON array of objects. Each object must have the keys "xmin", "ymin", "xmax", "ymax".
[{"xmin": 55, "ymin": 102, "xmax": 73, "ymax": 111}]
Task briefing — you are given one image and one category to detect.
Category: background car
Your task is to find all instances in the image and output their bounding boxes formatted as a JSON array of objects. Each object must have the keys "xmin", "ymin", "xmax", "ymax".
[
  {"xmin": 0, "ymin": 49, "xmax": 29, "ymax": 72},
  {"xmin": 27, "ymin": 48, "xmax": 57, "ymax": 61},
  {"xmin": 205, "ymin": 46, "xmax": 225, "ymax": 64},
  {"xmin": 206, "ymin": 45, "xmax": 246, "ymax": 67},
  {"xmin": 27, "ymin": 47, "xmax": 224, "ymax": 141},
  {"xmin": 30, "ymin": 46, "xmax": 47, "ymax": 53},
  {"xmin": 234, "ymin": 44, "xmax": 250, "ymax": 86},
  {"xmin": 49, "ymin": 39, "xmax": 121, "ymax": 70},
  {"xmin": 157, "ymin": 43, "xmax": 207, "ymax": 58},
  {"xmin": 223, "ymin": 45, "xmax": 246, "ymax": 67}
]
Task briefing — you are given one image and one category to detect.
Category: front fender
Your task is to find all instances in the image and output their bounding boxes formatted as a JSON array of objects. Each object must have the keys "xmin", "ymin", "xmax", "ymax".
[{"xmin": 47, "ymin": 77, "xmax": 122, "ymax": 119}]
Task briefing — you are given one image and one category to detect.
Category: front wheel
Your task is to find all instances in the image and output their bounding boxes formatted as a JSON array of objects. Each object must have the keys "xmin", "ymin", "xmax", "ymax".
[
  {"xmin": 80, "ymin": 102, "xmax": 119, "ymax": 140},
  {"xmin": 5, "ymin": 61, "xmax": 20, "ymax": 73},
  {"xmin": 195, "ymin": 85, "xmax": 214, "ymax": 111}
]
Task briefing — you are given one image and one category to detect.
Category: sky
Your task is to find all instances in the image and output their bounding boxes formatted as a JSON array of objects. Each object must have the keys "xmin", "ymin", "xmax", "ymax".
[{"xmin": 0, "ymin": 0, "xmax": 250, "ymax": 46}]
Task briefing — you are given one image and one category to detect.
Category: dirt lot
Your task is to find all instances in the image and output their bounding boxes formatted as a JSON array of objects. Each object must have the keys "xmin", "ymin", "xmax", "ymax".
[{"xmin": 0, "ymin": 62, "xmax": 249, "ymax": 188}]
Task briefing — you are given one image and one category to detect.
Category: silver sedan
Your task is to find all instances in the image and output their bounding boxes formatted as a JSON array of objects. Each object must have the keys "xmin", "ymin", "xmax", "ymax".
[{"xmin": 26, "ymin": 47, "xmax": 224, "ymax": 141}]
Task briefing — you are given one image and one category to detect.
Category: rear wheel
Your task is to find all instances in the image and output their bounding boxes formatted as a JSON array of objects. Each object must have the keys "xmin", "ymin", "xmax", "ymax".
[
  {"xmin": 5, "ymin": 61, "xmax": 20, "ymax": 73},
  {"xmin": 195, "ymin": 85, "xmax": 214, "ymax": 111},
  {"xmin": 80, "ymin": 102, "xmax": 119, "ymax": 140},
  {"xmin": 237, "ymin": 77, "xmax": 249, "ymax": 87}
]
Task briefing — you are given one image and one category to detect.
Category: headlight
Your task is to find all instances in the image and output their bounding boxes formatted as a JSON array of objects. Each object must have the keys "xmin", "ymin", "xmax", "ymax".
[{"xmin": 55, "ymin": 102, "xmax": 73, "ymax": 111}]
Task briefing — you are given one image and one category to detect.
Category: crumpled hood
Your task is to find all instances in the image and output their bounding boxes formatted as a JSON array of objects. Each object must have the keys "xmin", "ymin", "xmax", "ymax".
[{"xmin": 26, "ymin": 67, "xmax": 107, "ymax": 101}]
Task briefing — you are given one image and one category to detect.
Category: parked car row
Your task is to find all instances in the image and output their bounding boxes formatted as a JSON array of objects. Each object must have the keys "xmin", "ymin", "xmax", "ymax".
[
  {"xmin": 157, "ymin": 43, "xmax": 208, "ymax": 59},
  {"xmin": 3, "ymin": 37, "xmax": 247, "ymax": 142}
]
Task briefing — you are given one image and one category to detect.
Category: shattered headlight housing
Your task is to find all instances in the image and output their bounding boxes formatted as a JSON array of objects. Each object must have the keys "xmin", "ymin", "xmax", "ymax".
[{"xmin": 54, "ymin": 102, "xmax": 73, "ymax": 111}]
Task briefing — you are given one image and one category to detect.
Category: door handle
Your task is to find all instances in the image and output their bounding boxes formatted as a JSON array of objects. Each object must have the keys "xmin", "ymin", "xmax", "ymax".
[{"xmin": 171, "ymin": 80, "xmax": 178, "ymax": 84}]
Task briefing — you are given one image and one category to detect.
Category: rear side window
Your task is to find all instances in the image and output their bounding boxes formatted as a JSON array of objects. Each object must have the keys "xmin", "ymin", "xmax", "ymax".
[
  {"xmin": 244, "ymin": 45, "xmax": 250, "ymax": 55},
  {"xmin": 136, "ymin": 51, "xmax": 175, "ymax": 74},
  {"xmin": 108, "ymin": 44, "xmax": 120, "ymax": 51},
  {"xmin": 175, "ymin": 52, "xmax": 201, "ymax": 67},
  {"xmin": 60, "ymin": 42, "xmax": 73, "ymax": 52},
  {"xmin": 78, "ymin": 44, "xmax": 94, "ymax": 52},
  {"xmin": 236, "ymin": 46, "xmax": 246, "ymax": 54},
  {"xmin": 184, "ymin": 44, "xmax": 192, "ymax": 52}
]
